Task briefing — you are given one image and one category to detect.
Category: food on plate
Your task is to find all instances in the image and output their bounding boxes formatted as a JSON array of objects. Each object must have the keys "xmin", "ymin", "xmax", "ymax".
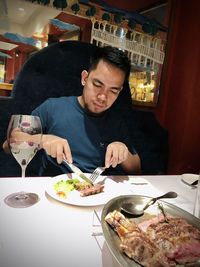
[
  {"xmin": 145, "ymin": 217, "xmax": 200, "ymax": 265},
  {"xmin": 74, "ymin": 181, "xmax": 92, "ymax": 191},
  {"xmin": 53, "ymin": 178, "xmax": 79, "ymax": 198},
  {"xmin": 105, "ymin": 210, "xmax": 200, "ymax": 267},
  {"xmin": 105, "ymin": 210, "xmax": 173, "ymax": 267},
  {"xmin": 53, "ymin": 177, "xmax": 104, "ymax": 198},
  {"xmin": 80, "ymin": 183, "xmax": 104, "ymax": 197}
]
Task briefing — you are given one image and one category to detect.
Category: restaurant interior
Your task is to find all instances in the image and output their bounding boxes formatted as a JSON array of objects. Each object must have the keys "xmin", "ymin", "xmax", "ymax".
[{"xmin": 0, "ymin": 0, "xmax": 199, "ymax": 176}]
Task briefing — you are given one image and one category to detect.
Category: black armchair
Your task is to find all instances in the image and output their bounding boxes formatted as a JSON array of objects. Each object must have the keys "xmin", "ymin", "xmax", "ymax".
[{"xmin": 0, "ymin": 40, "xmax": 168, "ymax": 177}]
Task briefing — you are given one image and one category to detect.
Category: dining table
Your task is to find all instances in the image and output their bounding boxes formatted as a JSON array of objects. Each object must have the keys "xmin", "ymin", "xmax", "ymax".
[{"xmin": 0, "ymin": 174, "xmax": 198, "ymax": 267}]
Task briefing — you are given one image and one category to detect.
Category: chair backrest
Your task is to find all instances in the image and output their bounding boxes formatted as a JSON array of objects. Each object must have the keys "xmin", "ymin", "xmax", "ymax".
[{"xmin": 0, "ymin": 41, "xmax": 133, "ymax": 176}]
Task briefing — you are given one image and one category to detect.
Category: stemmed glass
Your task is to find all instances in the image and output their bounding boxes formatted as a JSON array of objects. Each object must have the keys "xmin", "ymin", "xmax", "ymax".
[{"xmin": 4, "ymin": 115, "xmax": 42, "ymax": 208}]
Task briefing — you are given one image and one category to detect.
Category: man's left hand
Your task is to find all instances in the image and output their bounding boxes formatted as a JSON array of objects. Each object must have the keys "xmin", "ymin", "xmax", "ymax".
[{"xmin": 105, "ymin": 141, "xmax": 128, "ymax": 168}]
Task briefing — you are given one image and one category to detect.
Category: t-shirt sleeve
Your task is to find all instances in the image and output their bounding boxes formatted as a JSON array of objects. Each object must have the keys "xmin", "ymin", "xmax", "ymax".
[{"xmin": 31, "ymin": 99, "xmax": 52, "ymax": 133}]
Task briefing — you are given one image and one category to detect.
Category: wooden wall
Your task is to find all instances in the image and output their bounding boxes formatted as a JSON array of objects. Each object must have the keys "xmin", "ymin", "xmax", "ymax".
[
  {"xmin": 5, "ymin": 50, "xmax": 28, "ymax": 83},
  {"xmin": 56, "ymin": 12, "xmax": 92, "ymax": 43}
]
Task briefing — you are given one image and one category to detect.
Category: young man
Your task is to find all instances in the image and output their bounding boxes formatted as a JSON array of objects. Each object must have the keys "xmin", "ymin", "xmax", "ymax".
[{"xmin": 4, "ymin": 46, "xmax": 141, "ymax": 176}]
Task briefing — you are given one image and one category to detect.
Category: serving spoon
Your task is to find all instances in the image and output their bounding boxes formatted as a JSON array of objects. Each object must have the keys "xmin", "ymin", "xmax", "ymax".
[{"xmin": 121, "ymin": 191, "xmax": 178, "ymax": 216}]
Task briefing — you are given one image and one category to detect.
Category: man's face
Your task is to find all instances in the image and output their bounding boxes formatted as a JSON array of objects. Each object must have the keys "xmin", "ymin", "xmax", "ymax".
[{"xmin": 78, "ymin": 60, "xmax": 125, "ymax": 114}]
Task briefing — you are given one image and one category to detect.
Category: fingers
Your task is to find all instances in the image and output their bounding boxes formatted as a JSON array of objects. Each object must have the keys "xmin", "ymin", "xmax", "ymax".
[
  {"xmin": 63, "ymin": 143, "xmax": 72, "ymax": 164},
  {"xmin": 105, "ymin": 148, "xmax": 112, "ymax": 168},
  {"xmin": 105, "ymin": 142, "xmax": 128, "ymax": 168},
  {"xmin": 42, "ymin": 135, "xmax": 72, "ymax": 164}
]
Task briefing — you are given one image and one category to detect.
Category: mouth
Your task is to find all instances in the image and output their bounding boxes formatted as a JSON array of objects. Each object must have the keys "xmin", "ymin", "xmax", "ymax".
[{"xmin": 93, "ymin": 102, "xmax": 105, "ymax": 109}]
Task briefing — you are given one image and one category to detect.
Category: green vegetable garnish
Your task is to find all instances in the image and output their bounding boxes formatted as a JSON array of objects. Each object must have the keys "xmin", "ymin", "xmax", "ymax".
[{"xmin": 54, "ymin": 178, "xmax": 80, "ymax": 198}]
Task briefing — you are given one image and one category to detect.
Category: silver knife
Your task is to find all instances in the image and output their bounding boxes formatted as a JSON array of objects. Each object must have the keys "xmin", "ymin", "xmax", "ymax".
[{"xmin": 62, "ymin": 159, "xmax": 93, "ymax": 185}]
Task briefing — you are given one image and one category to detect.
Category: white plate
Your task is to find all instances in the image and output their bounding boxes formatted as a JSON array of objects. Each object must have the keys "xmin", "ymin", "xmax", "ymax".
[
  {"xmin": 46, "ymin": 173, "xmax": 120, "ymax": 206},
  {"xmin": 181, "ymin": 173, "xmax": 199, "ymax": 186}
]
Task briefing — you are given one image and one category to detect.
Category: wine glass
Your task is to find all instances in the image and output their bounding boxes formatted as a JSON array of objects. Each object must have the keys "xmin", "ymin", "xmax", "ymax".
[{"xmin": 4, "ymin": 115, "xmax": 42, "ymax": 208}]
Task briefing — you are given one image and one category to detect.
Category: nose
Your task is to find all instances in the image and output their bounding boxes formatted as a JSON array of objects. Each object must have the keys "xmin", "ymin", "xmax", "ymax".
[
  {"xmin": 97, "ymin": 93, "xmax": 106, "ymax": 101},
  {"xmin": 97, "ymin": 89, "xmax": 107, "ymax": 102}
]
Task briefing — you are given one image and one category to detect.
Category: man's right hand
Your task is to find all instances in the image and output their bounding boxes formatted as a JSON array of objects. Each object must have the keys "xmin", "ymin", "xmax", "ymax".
[{"xmin": 41, "ymin": 135, "xmax": 72, "ymax": 164}]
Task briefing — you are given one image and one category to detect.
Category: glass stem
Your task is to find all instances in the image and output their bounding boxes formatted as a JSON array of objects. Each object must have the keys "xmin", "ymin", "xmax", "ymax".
[
  {"xmin": 21, "ymin": 166, "xmax": 26, "ymax": 178},
  {"xmin": 20, "ymin": 166, "xmax": 28, "ymax": 198}
]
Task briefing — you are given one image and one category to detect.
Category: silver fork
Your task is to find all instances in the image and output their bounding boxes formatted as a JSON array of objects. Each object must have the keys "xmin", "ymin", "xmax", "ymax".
[{"xmin": 89, "ymin": 167, "xmax": 106, "ymax": 183}]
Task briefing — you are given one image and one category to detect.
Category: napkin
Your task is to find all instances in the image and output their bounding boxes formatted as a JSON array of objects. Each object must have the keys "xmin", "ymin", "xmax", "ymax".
[
  {"xmin": 124, "ymin": 177, "xmax": 162, "ymax": 197},
  {"xmin": 128, "ymin": 177, "xmax": 149, "ymax": 185},
  {"xmin": 181, "ymin": 173, "xmax": 199, "ymax": 186}
]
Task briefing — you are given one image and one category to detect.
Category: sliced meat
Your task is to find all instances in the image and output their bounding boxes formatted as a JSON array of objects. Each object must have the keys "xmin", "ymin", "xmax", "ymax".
[
  {"xmin": 79, "ymin": 183, "xmax": 104, "ymax": 197},
  {"xmin": 121, "ymin": 232, "xmax": 175, "ymax": 267},
  {"xmin": 74, "ymin": 181, "xmax": 92, "ymax": 191},
  {"xmin": 105, "ymin": 210, "xmax": 174, "ymax": 267},
  {"xmin": 168, "ymin": 240, "xmax": 200, "ymax": 264},
  {"xmin": 146, "ymin": 217, "xmax": 200, "ymax": 264},
  {"xmin": 105, "ymin": 211, "xmax": 200, "ymax": 266}
]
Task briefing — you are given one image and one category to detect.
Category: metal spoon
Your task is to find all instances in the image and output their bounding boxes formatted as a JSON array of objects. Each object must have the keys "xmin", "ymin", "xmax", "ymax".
[{"xmin": 121, "ymin": 191, "xmax": 178, "ymax": 216}]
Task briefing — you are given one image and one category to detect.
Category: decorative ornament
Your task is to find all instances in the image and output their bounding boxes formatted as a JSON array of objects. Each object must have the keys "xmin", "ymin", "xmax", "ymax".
[
  {"xmin": 53, "ymin": 0, "xmax": 67, "ymax": 10},
  {"xmin": 86, "ymin": 6, "xmax": 96, "ymax": 17},
  {"xmin": 114, "ymin": 14, "xmax": 122, "ymax": 24},
  {"xmin": 71, "ymin": 3, "xmax": 80, "ymax": 14},
  {"xmin": 142, "ymin": 22, "xmax": 158, "ymax": 36},
  {"xmin": 128, "ymin": 19, "xmax": 136, "ymax": 30},
  {"xmin": 90, "ymin": 17, "xmax": 96, "ymax": 24},
  {"xmin": 142, "ymin": 23, "xmax": 151, "ymax": 34},
  {"xmin": 102, "ymin": 13, "xmax": 110, "ymax": 22},
  {"xmin": 86, "ymin": 9, "xmax": 90, "ymax": 16}
]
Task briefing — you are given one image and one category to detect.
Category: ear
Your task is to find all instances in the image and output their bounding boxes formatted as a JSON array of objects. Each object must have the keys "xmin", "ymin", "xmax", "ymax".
[{"xmin": 81, "ymin": 70, "xmax": 88, "ymax": 86}]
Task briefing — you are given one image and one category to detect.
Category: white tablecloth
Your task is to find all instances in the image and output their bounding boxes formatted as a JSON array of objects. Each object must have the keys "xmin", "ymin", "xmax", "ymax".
[{"xmin": 0, "ymin": 175, "xmax": 197, "ymax": 267}]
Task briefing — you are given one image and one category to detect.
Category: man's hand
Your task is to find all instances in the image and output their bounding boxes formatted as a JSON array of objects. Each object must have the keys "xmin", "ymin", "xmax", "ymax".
[
  {"xmin": 2, "ymin": 140, "xmax": 9, "ymax": 154},
  {"xmin": 2, "ymin": 129, "xmax": 40, "ymax": 154},
  {"xmin": 105, "ymin": 141, "xmax": 141, "ymax": 174},
  {"xmin": 105, "ymin": 141, "xmax": 128, "ymax": 168},
  {"xmin": 41, "ymin": 135, "xmax": 72, "ymax": 164}
]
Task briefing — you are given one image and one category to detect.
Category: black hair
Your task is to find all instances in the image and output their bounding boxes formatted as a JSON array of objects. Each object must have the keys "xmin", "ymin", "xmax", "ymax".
[{"xmin": 89, "ymin": 46, "xmax": 131, "ymax": 80}]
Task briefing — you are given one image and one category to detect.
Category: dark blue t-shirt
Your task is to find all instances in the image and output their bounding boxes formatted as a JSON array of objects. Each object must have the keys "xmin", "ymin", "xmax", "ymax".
[{"xmin": 32, "ymin": 96, "xmax": 135, "ymax": 175}]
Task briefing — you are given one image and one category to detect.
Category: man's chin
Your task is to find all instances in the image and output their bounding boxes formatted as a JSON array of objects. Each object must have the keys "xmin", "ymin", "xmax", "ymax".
[
  {"xmin": 87, "ymin": 109, "xmax": 104, "ymax": 116},
  {"xmin": 85, "ymin": 105, "xmax": 106, "ymax": 116}
]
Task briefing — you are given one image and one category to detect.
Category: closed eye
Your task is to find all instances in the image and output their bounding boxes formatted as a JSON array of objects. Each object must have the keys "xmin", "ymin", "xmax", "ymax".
[
  {"xmin": 111, "ymin": 89, "xmax": 120, "ymax": 95},
  {"xmin": 93, "ymin": 81, "xmax": 102, "ymax": 88}
]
